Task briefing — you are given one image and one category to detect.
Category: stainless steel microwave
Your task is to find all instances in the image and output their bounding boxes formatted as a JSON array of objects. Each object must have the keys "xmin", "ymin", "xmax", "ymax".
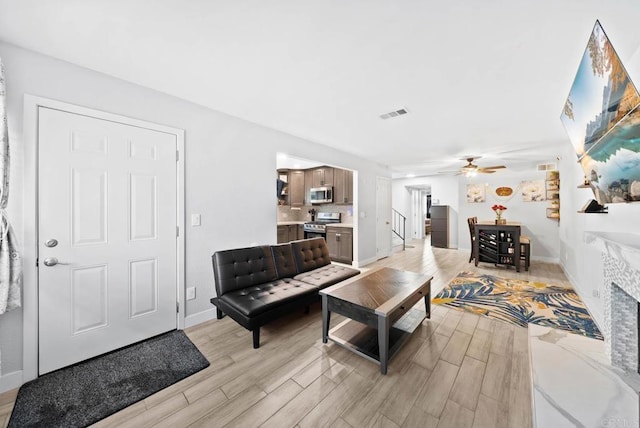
[{"xmin": 309, "ymin": 187, "xmax": 333, "ymax": 204}]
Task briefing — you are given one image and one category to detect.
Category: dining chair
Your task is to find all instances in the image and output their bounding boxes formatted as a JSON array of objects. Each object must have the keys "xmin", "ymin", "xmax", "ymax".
[{"xmin": 467, "ymin": 216, "xmax": 477, "ymax": 263}]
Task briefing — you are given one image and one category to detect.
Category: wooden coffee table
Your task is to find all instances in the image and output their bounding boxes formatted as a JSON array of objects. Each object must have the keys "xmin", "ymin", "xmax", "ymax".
[{"xmin": 320, "ymin": 267, "xmax": 432, "ymax": 374}]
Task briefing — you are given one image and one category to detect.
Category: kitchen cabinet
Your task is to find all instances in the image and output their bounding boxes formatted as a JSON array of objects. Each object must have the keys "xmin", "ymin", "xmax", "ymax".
[
  {"xmin": 277, "ymin": 224, "xmax": 302, "ymax": 243},
  {"xmin": 288, "ymin": 170, "xmax": 305, "ymax": 207},
  {"xmin": 333, "ymin": 168, "xmax": 353, "ymax": 204},
  {"xmin": 277, "ymin": 225, "xmax": 288, "ymax": 244},
  {"xmin": 326, "ymin": 226, "xmax": 353, "ymax": 263},
  {"xmin": 304, "ymin": 169, "xmax": 314, "ymax": 205},
  {"xmin": 312, "ymin": 167, "xmax": 334, "ymax": 187}
]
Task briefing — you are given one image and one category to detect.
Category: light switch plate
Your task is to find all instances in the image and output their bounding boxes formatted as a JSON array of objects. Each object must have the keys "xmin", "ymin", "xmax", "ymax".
[
  {"xmin": 191, "ymin": 214, "xmax": 201, "ymax": 226},
  {"xmin": 186, "ymin": 287, "xmax": 196, "ymax": 300}
]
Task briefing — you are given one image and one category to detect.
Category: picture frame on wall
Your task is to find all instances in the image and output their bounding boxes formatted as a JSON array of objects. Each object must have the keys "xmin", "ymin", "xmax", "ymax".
[
  {"xmin": 466, "ymin": 183, "xmax": 485, "ymax": 203},
  {"xmin": 521, "ymin": 180, "xmax": 545, "ymax": 202}
]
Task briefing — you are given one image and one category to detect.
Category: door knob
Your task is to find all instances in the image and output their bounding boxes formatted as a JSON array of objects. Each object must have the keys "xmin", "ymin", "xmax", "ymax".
[{"xmin": 43, "ymin": 257, "xmax": 69, "ymax": 267}]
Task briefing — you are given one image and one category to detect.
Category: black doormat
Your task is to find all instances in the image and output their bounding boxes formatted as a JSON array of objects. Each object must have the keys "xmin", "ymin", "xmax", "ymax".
[{"xmin": 8, "ymin": 330, "xmax": 209, "ymax": 428}]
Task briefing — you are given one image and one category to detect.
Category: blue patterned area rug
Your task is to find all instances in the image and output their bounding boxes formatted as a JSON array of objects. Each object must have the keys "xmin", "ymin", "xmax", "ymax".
[{"xmin": 433, "ymin": 271, "xmax": 603, "ymax": 340}]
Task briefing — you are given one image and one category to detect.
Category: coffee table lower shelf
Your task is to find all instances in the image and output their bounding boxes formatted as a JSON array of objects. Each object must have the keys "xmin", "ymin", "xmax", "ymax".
[{"xmin": 327, "ymin": 307, "xmax": 426, "ymax": 366}]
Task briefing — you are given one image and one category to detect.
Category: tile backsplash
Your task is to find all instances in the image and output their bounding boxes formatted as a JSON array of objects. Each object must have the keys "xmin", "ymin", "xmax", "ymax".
[{"xmin": 277, "ymin": 204, "xmax": 354, "ymax": 223}]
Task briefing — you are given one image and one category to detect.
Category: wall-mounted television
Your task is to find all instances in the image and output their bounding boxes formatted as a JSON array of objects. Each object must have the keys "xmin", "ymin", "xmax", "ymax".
[{"xmin": 561, "ymin": 20, "xmax": 640, "ymax": 203}]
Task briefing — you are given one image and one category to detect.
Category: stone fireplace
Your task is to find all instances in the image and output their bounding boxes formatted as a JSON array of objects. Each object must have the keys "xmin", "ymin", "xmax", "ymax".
[{"xmin": 586, "ymin": 232, "xmax": 640, "ymax": 375}]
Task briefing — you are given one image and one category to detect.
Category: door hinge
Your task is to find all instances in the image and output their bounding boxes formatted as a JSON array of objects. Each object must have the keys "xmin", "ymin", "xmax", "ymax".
[
  {"xmin": 176, "ymin": 150, "xmax": 179, "ymax": 161},
  {"xmin": 36, "ymin": 258, "xmax": 39, "ymax": 267},
  {"xmin": 176, "ymin": 302, "xmax": 179, "ymax": 313},
  {"xmin": 176, "ymin": 226, "xmax": 179, "ymax": 237}
]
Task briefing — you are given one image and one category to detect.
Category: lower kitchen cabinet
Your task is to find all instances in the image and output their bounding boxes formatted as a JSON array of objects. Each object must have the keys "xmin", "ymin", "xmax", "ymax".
[
  {"xmin": 277, "ymin": 224, "xmax": 303, "ymax": 244},
  {"xmin": 277, "ymin": 225, "xmax": 287, "ymax": 244},
  {"xmin": 326, "ymin": 227, "xmax": 353, "ymax": 263}
]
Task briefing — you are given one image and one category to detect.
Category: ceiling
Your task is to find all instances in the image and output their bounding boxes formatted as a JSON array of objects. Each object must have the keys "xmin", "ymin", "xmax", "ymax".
[{"xmin": 1, "ymin": 1, "xmax": 640, "ymax": 178}]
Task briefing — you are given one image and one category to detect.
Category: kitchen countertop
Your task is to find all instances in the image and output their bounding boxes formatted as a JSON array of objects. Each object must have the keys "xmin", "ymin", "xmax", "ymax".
[{"xmin": 277, "ymin": 221, "xmax": 354, "ymax": 228}]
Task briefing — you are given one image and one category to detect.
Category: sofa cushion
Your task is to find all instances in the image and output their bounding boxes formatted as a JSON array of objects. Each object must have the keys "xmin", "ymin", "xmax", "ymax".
[
  {"xmin": 294, "ymin": 264, "xmax": 360, "ymax": 289},
  {"xmin": 271, "ymin": 243, "xmax": 298, "ymax": 279},
  {"xmin": 291, "ymin": 238, "xmax": 331, "ymax": 273},
  {"xmin": 219, "ymin": 278, "xmax": 316, "ymax": 317},
  {"xmin": 212, "ymin": 246, "xmax": 277, "ymax": 296}
]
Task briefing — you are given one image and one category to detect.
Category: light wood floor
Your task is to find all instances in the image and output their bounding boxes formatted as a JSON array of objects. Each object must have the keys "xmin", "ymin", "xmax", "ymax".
[{"xmin": 0, "ymin": 238, "xmax": 572, "ymax": 428}]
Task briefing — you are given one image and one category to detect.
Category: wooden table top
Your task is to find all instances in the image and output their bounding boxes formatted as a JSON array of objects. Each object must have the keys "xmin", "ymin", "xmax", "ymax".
[
  {"xmin": 320, "ymin": 267, "xmax": 432, "ymax": 316},
  {"xmin": 476, "ymin": 221, "xmax": 522, "ymax": 226}
]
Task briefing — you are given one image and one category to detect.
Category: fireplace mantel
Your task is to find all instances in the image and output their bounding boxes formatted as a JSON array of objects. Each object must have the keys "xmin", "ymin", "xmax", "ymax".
[{"xmin": 585, "ymin": 231, "xmax": 640, "ymax": 276}]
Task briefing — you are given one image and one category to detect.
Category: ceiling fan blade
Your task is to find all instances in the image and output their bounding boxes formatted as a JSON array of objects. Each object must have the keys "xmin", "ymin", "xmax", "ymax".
[
  {"xmin": 481, "ymin": 165, "xmax": 506, "ymax": 170},
  {"xmin": 477, "ymin": 169, "xmax": 496, "ymax": 174}
]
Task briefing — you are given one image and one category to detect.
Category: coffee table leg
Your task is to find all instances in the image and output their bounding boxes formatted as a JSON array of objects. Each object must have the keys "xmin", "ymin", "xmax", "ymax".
[
  {"xmin": 322, "ymin": 295, "xmax": 330, "ymax": 343},
  {"xmin": 425, "ymin": 283, "xmax": 431, "ymax": 319},
  {"xmin": 378, "ymin": 315, "xmax": 389, "ymax": 374}
]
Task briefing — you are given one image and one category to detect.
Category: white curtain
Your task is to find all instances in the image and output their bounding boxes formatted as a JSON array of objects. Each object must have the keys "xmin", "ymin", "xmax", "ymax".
[{"xmin": 0, "ymin": 58, "xmax": 22, "ymax": 314}]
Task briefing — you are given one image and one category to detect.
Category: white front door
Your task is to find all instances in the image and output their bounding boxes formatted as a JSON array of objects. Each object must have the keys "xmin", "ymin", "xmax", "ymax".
[
  {"xmin": 38, "ymin": 107, "xmax": 178, "ymax": 375},
  {"xmin": 376, "ymin": 176, "xmax": 392, "ymax": 259}
]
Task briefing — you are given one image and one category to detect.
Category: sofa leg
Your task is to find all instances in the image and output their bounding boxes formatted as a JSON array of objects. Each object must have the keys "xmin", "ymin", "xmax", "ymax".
[
  {"xmin": 216, "ymin": 308, "xmax": 225, "ymax": 319},
  {"xmin": 304, "ymin": 305, "xmax": 310, "ymax": 314},
  {"xmin": 252, "ymin": 328, "xmax": 260, "ymax": 349}
]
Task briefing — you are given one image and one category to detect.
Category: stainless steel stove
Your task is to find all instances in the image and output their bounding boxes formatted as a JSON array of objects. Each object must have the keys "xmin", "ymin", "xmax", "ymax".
[{"xmin": 303, "ymin": 212, "xmax": 341, "ymax": 239}]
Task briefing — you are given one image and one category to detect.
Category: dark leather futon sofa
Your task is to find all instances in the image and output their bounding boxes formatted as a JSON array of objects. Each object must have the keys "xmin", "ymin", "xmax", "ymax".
[{"xmin": 210, "ymin": 237, "xmax": 360, "ymax": 348}]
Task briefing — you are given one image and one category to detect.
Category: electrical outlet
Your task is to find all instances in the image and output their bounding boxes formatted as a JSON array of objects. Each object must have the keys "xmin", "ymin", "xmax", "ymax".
[
  {"xmin": 191, "ymin": 214, "xmax": 201, "ymax": 226},
  {"xmin": 592, "ymin": 289, "xmax": 600, "ymax": 298},
  {"xmin": 186, "ymin": 287, "xmax": 196, "ymax": 300}
]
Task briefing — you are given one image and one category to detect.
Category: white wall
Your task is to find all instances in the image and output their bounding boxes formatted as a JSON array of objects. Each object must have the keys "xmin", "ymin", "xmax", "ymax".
[
  {"xmin": 0, "ymin": 42, "xmax": 389, "ymax": 386},
  {"xmin": 392, "ymin": 176, "xmax": 459, "ymax": 247},
  {"xmin": 457, "ymin": 168, "xmax": 561, "ymax": 261},
  {"xmin": 557, "ymin": 141, "xmax": 640, "ymax": 329},
  {"xmin": 556, "ymin": 36, "xmax": 640, "ymax": 329}
]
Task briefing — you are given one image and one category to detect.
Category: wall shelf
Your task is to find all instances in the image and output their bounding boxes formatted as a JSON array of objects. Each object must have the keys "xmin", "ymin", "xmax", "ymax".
[{"xmin": 546, "ymin": 171, "xmax": 560, "ymax": 220}]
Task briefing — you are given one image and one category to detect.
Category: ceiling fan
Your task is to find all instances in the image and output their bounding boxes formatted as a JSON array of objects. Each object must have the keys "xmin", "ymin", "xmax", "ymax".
[
  {"xmin": 458, "ymin": 157, "xmax": 506, "ymax": 175},
  {"xmin": 441, "ymin": 157, "xmax": 506, "ymax": 176}
]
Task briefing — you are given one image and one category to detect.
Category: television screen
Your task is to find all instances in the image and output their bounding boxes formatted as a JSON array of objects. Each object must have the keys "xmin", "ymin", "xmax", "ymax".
[
  {"xmin": 579, "ymin": 103, "xmax": 640, "ymax": 203},
  {"xmin": 560, "ymin": 20, "xmax": 640, "ymax": 159},
  {"xmin": 561, "ymin": 20, "xmax": 640, "ymax": 204}
]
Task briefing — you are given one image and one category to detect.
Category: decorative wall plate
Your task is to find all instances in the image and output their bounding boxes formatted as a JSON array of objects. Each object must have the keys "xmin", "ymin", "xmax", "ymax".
[{"xmin": 495, "ymin": 187, "xmax": 513, "ymax": 196}]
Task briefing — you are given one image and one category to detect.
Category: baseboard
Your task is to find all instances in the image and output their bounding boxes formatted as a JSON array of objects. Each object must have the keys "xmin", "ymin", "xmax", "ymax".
[
  {"xmin": 184, "ymin": 308, "xmax": 218, "ymax": 329},
  {"xmin": 530, "ymin": 256, "xmax": 560, "ymax": 264},
  {"xmin": 0, "ymin": 370, "xmax": 22, "ymax": 393},
  {"xmin": 355, "ymin": 256, "xmax": 378, "ymax": 268}
]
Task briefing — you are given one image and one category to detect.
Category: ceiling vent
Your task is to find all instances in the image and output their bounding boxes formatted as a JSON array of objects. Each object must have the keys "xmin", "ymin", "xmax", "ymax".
[
  {"xmin": 537, "ymin": 163, "xmax": 557, "ymax": 171},
  {"xmin": 380, "ymin": 108, "xmax": 409, "ymax": 120}
]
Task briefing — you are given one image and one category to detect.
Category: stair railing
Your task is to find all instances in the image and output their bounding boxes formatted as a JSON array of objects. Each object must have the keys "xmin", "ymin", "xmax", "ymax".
[{"xmin": 392, "ymin": 208, "xmax": 406, "ymax": 251}]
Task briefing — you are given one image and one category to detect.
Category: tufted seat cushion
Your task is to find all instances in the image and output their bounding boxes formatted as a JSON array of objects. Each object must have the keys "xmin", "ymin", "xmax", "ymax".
[
  {"xmin": 294, "ymin": 264, "xmax": 360, "ymax": 289},
  {"xmin": 271, "ymin": 243, "xmax": 299, "ymax": 278},
  {"xmin": 212, "ymin": 245, "xmax": 277, "ymax": 296},
  {"xmin": 219, "ymin": 278, "xmax": 316, "ymax": 317},
  {"xmin": 291, "ymin": 238, "xmax": 331, "ymax": 273}
]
